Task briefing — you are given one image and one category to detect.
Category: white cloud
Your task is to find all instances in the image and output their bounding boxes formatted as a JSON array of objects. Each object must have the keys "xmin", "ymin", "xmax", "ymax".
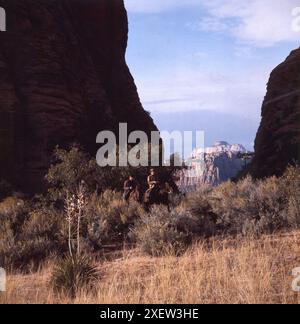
[
  {"xmin": 187, "ymin": 18, "xmax": 229, "ymax": 33},
  {"xmin": 204, "ymin": 0, "xmax": 300, "ymax": 47},
  {"xmin": 136, "ymin": 64, "xmax": 270, "ymax": 121},
  {"xmin": 125, "ymin": 0, "xmax": 300, "ymax": 120},
  {"xmin": 233, "ymin": 46, "xmax": 259, "ymax": 59},
  {"xmin": 126, "ymin": 0, "xmax": 300, "ymax": 47}
]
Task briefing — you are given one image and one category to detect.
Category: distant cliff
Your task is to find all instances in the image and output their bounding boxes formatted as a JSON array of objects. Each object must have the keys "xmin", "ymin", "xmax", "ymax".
[
  {"xmin": 177, "ymin": 142, "xmax": 252, "ymax": 192},
  {"xmin": 251, "ymin": 48, "xmax": 300, "ymax": 178},
  {"xmin": 0, "ymin": 0, "xmax": 157, "ymax": 192}
]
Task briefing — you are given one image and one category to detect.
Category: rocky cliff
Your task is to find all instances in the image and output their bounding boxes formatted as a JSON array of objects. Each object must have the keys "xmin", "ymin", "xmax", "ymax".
[
  {"xmin": 251, "ymin": 48, "xmax": 300, "ymax": 178},
  {"xmin": 177, "ymin": 142, "xmax": 252, "ymax": 192},
  {"xmin": 0, "ymin": 0, "xmax": 157, "ymax": 192}
]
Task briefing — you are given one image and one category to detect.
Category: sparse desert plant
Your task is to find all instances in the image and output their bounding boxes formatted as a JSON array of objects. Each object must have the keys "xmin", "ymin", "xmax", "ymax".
[
  {"xmin": 86, "ymin": 190, "xmax": 145, "ymax": 247},
  {"xmin": 181, "ymin": 174, "xmax": 291, "ymax": 237},
  {"xmin": 132, "ymin": 206, "xmax": 194, "ymax": 257},
  {"xmin": 64, "ymin": 183, "xmax": 88, "ymax": 258},
  {"xmin": 182, "ymin": 191, "xmax": 217, "ymax": 237},
  {"xmin": 0, "ymin": 197, "xmax": 28, "ymax": 235},
  {"xmin": 282, "ymin": 165, "xmax": 300, "ymax": 226},
  {"xmin": 46, "ymin": 145, "xmax": 97, "ymax": 199},
  {"xmin": 0, "ymin": 237, "xmax": 57, "ymax": 271},
  {"xmin": 51, "ymin": 184, "xmax": 98, "ymax": 298},
  {"xmin": 248, "ymin": 176, "xmax": 288, "ymax": 233},
  {"xmin": 0, "ymin": 217, "xmax": 15, "ymax": 268},
  {"xmin": 208, "ymin": 176, "xmax": 288, "ymax": 235},
  {"xmin": 45, "ymin": 145, "xmax": 138, "ymax": 200},
  {"xmin": 51, "ymin": 255, "xmax": 98, "ymax": 298},
  {"xmin": 0, "ymin": 197, "xmax": 68, "ymax": 271},
  {"xmin": 21, "ymin": 208, "xmax": 66, "ymax": 243},
  {"xmin": 2, "ymin": 232, "xmax": 300, "ymax": 304},
  {"xmin": 210, "ymin": 176, "xmax": 256, "ymax": 234}
]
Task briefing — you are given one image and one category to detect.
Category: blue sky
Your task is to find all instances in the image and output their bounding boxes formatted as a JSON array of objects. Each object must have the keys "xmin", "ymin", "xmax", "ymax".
[{"xmin": 124, "ymin": 0, "xmax": 300, "ymax": 151}]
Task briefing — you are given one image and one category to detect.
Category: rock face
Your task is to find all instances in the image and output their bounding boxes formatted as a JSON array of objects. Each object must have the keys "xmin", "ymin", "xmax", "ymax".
[
  {"xmin": 0, "ymin": 0, "xmax": 157, "ymax": 192},
  {"xmin": 177, "ymin": 142, "xmax": 252, "ymax": 192},
  {"xmin": 251, "ymin": 48, "xmax": 300, "ymax": 178}
]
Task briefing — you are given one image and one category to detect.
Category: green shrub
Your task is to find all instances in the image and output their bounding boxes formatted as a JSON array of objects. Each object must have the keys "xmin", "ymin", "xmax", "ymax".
[
  {"xmin": 182, "ymin": 175, "xmax": 290, "ymax": 237},
  {"xmin": 86, "ymin": 191, "xmax": 145, "ymax": 247},
  {"xmin": 46, "ymin": 146, "xmax": 98, "ymax": 199},
  {"xmin": 22, "ymin": 209, "xmax": 65, "ymax": 240},
  {"xmin": 182, "ymin": 191, "xmax": 217, "ymax": 237},
  {"xmin": 132, "ymin": 206, "xmax": 195, "ymax": 257},
  {"xmin": 0, "ymin": 237, "xmax": 57, "ymax": 271},
  {"xmin": 210, "ymin": 176, "xmax": 288, "ymax": 235},
  {"xmin": 0, "ymin": 197, "xmax": 29, "ymax": 235},
  {"xmin": 282, "ymin": 165, "xmax": 300, "ymax": 226},
  {"xmin": 0, "ymin": 198, "xmax": 68, "ymax": 271},
  {"xmin": 46, "ymin": 146, "xmax": 144, "ymax": 199}
]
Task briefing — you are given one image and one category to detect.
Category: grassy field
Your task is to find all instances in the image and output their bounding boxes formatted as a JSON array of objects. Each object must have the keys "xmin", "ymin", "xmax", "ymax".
[{"xmin": 1, "ymin": 231, "xmax": 300, "ymax": 304}]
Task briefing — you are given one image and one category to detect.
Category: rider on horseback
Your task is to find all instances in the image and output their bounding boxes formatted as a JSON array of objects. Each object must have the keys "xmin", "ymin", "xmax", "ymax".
[
  {"xmin": 147, "ymin": 169, "xmax": 160, "ymax": 200},
  {"xmin": 148, "ymin": 169, "xmax": 160, "ymax": 189},
  {"xmin": 123, "ymin": 175, "xmax": 139, "ymax": 202}
]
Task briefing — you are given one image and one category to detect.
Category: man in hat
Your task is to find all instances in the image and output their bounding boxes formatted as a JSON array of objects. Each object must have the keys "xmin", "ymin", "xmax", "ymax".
[
  {"xmin": 123, "ymin": 175, "xmax": 139, "ymax": 202},
  {"xmin": 147, "ymin": 169, "xmax": 160, "ymax": 189}
]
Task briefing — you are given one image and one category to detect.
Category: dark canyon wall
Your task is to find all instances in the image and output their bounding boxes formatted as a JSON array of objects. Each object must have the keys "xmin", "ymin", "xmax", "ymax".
[
  {"xmin": 0, "ymin": 0, "xmax": 157, "ymax": 192},
  {"xmin": 251, "ymin": 48, "xmax": 300, "ymax": 178}
]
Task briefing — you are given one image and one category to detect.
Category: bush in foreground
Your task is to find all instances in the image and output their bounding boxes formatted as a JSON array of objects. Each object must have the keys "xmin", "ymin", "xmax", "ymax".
[
  {"xmin": 0, "ymin": 196, "xmax": 68, "ymax": 271},
  {"xmin": 51, "ymin": 255, "xmax": 98, "ymax": 298},
  {"xmin": 132, "ymin": 206, "xmax": 196, "ymax": 257},
  {"xmin": 86, "ymin": 191, "xmax": 145, "ymax": 247}
]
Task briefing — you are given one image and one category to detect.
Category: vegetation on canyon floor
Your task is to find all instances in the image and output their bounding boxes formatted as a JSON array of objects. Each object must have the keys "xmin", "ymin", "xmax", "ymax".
[{"xmin": 1, "ymin": 147, "xmax": 300, "ymax": 301}]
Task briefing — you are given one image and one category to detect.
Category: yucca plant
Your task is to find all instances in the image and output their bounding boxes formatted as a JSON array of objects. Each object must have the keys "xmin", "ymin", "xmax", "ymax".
[
  {"xmin": 52, "ymin": 183, "xmax": 98, "ymax": 298},
  {"xmin": 51, "ymin": 255, "xmax": 98, "ymax": 298},
  {"xmin": 65, "ymin": 182, "xmax": 88, "ymax": 259}
]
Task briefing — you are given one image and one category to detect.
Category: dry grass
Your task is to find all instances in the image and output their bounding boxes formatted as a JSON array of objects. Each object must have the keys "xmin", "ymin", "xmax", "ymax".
[{"xmin": 1, "ymin": 232, "xmax": 300, "ymax": 304}]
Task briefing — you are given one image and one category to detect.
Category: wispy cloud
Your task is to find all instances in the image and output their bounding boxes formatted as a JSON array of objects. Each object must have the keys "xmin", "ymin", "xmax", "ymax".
[
  {"xmin": 125, "ymin": 0, "xmax": 299, "ymax": 148},
  {"xmin": 201, "ymin": 0, "xmax": 300, "ymax": 47},
  {"xmin": 234, "ymin": 46, "xmax": 259, "ymax": 59},
  {"xmin": 126, "ymin": 0, "xmax": 300, "ymax": 47},
  {"xmin": 136, "ymin": 65, "xmax": 270, "ymax": 120},
  {"xmin": 186, "ymin": 18, "xmax": 229, "ymax": 33}
]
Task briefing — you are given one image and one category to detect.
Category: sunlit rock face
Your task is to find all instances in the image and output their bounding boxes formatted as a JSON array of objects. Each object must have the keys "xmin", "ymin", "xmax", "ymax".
[
  {"xmin": 250, "ymin": 48, "xmax": 300, "ymax": 179},
  {"xmin": 0, "ymin": 0, "xmax": 157, "ymax": 193},
  {"xmin": 177, "ymin": 142, "xmax": 252, "ymax": 192}
]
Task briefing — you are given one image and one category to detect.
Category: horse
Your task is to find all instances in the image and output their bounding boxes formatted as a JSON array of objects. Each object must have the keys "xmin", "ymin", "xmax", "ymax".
[
  {"xmin": 144, "ymin": 182, "xmax": 172, "ymax": 212},
  {"xmin": 127, "ymin": 187, "xmax": 141, "ymax": 204}
]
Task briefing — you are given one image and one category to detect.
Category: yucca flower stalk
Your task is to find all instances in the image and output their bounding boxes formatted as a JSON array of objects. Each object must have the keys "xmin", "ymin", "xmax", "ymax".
[
  {"xmin": 76, "ymin": 182, "xmax": 87, "ymax": 256},
  {"xmin": 65, "ymin": 182, "xmax": 87, "ymax": 260},
  {"xmin": 65, "ymin": 192, "xmax": 76, "ymax": 261}
]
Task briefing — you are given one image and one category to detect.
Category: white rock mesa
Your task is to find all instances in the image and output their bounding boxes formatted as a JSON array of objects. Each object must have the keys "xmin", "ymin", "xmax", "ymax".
[{"xmin": 177, "ymin": 141, "xmax": 253, "ymax": 192}]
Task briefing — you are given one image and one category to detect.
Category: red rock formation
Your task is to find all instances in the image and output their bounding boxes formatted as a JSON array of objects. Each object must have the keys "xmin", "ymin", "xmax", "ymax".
[
  {"xmin": 0, "ymin": 0, "xmax": 157, "ymax": 192},
  {"xmin": 251, "ymin": 48, "xmax": 300, "ymax": 178}
]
